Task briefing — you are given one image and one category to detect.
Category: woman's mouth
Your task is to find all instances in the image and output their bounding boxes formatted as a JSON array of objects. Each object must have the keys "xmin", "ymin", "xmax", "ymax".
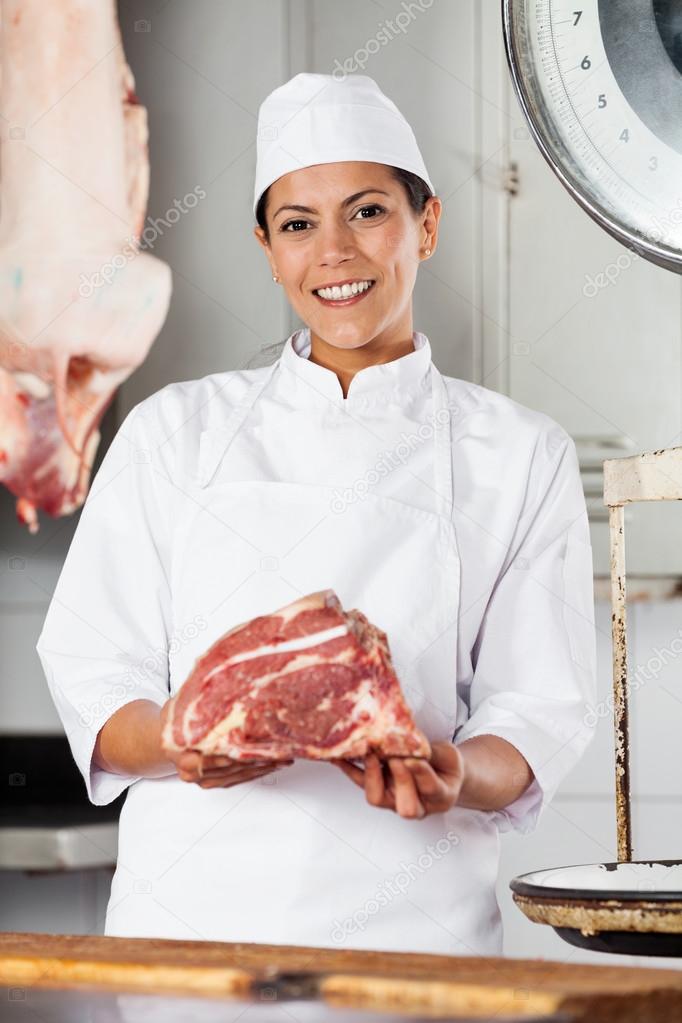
[{"xmin": 312, "ymin": 279, "xmax": 376, "ymax": 307}]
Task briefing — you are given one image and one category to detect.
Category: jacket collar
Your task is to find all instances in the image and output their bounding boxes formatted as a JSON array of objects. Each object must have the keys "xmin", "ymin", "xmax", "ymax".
[{"xmin": 275, "ymin": 326, "xmax": 432, "ymax": 406}]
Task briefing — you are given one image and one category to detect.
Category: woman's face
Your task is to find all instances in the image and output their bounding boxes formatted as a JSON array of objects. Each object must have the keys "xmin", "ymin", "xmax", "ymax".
[{"xmin": 254, "ymin": 161, "xmax": 440, "ymax": 352}]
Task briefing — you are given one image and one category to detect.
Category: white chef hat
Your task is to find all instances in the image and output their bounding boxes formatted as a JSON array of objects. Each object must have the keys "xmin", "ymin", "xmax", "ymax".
[{"xmin": 253, "ymin": 72, "xmax": 434, "ymax": 217}]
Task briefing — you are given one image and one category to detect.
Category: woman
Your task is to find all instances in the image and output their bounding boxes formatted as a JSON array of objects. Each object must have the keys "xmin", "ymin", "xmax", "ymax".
[{"xmin": 37, "ymin": 72, "xmax": 597, "ymax": 955}]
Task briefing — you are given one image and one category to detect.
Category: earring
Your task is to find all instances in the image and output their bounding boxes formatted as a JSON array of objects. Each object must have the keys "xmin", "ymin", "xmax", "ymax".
[
  {"xmin": 272, "ymin": 273, "xmax": 280, "ymax": 283},
  {"xmin": 424, "ymin": 248, "xmax": 431, "ymax": 256}
]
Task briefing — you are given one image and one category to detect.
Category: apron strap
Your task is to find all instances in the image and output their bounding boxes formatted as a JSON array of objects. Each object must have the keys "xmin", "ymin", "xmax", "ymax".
[
  {"xmin": 430, "ymin": 364, "xmax": 454, "ymax": 523},
  {"xmin": 197, "ymin": 360, "xmax": 279, "ymax": 487}
]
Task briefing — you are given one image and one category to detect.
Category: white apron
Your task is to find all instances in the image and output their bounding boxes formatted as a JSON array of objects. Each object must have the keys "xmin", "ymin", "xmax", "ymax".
[{"xmin": 105, "ymin": 357, "xmax": 504, "ymax": 956}]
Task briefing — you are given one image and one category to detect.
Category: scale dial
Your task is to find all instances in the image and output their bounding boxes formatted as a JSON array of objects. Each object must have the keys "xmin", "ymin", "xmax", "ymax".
[{"xmin": 503, "ymin": 0, "xmax": 682, "ymax": 272}]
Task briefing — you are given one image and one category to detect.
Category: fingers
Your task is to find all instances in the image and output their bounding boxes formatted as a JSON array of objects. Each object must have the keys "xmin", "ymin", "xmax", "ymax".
[
  {"xmin": 427, "ymin": 741, "xmax": 464, "ymax": 778},
  {"xmin": 331, "ymin": 759, "xmax": 366, "ymax": 786},
  {"xmin": 399, "ymin": 746, "xmax": 464, "ymax": 812},
  {"xmin": 333, "ymin": 755, "xmax": 390, "ymax": 809},
  {"xmin": 403, "ymin": 758, "xmax": 448, "ymax": 800},
  {"xmin": 334, "ymin": 754, "xmax": 428, "ymax": 818},
  {"xmin": 178, "ymin": 750, "xmax": 291, "ymax": 770},
  {"xmin": 201, "ymin": 754, "xmax": 270, "ymax": 769},
  {"xmin": 388, "ymin": 758, "xmax": 425, "ymax": 818},
  {"xmin": 201, "ymin": 755, "xmax": 237, "ymax": 769},
  {"xmin": 364, "ymin": 753, "xmax": 388, "ymax": 807},
  {"xmin": 175, "ymin": 750, "xmax": 294, "ymax": 787},
  {"xmin": 177, "ymin": 750, "xmax": 202, "ymax": 775},
  {"xmin": 202, "ymin": 758, "xmax": 290, "ymax": 775},
  {"xmin": 196, "ymin": 765, "xmax": 279, "ymax": 788}
]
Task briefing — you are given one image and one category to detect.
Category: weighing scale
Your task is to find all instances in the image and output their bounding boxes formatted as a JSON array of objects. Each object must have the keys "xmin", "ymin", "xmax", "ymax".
[
  {"xmin": 502, "ymin": 0, "xmax": 682, "ymax": 956},
  {"xmin": 503, "ymin": 0, "xmax": 682, "ymax": 272}
]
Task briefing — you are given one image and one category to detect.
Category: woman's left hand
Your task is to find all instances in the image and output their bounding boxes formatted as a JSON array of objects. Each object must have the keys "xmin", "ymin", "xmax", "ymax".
[{"xmin": 332, "ymin": 741, "xmax": 465, "ymax": 819}]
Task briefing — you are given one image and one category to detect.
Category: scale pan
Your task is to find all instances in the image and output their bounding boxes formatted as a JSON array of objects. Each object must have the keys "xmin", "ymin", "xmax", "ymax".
[{"xmin": 510, "ymin": 861, "xmax": 682, "ymax": 957}]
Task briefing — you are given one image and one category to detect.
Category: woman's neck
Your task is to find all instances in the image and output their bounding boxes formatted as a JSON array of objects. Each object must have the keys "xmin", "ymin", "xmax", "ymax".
[{"xmin": 307, "ymin": 330, "xmax": 415, "ymax": 399}]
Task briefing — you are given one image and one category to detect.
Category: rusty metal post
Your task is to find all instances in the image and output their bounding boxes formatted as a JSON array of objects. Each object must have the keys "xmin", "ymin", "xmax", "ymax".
[{"xmin": 609, "ymin": 503, "xmax": 632, "ymax": 862}]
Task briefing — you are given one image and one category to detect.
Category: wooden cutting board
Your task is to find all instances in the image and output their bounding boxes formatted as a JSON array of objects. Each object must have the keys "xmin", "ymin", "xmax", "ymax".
[{"xmin": 2, "ymin": 931, "xmax": 682, "ymax": 1021}]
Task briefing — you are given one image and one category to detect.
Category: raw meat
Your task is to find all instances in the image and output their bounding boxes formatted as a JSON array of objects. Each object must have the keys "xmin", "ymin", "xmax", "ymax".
[
  {"xmin": 162, "ymin": 590, "xmax": 431, "ymax": 762},
  {"xmin": 0, "ymin": 0, "xmax": 172, "ymax": 533}
]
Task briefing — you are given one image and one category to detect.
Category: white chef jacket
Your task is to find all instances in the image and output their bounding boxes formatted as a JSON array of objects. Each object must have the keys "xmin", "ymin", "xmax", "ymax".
[{"xmin": 36, "ymin": 326, "xmax": 597, "ymax": 949}]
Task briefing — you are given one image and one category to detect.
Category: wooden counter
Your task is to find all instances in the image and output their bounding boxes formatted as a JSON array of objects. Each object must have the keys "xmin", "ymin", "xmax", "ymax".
[{"xmin": 2, "ymin": 931, "xmax": 682, "ymax": 1020}]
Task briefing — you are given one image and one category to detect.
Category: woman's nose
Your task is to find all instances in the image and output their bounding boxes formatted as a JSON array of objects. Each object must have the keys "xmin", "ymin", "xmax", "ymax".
[{"xmin": 312, "ymin": 221, "xmax": 357, "ymax": 265}]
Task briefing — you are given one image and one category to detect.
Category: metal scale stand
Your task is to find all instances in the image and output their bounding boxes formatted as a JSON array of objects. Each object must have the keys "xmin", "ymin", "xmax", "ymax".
[{"xmin": 511, "ymin": 452, "xmax": 682, "ymax": 956}]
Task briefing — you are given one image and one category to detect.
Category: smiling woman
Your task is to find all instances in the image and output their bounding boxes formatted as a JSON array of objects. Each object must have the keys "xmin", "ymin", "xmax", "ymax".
[
  {"xmin": 248, "ymin": 73, "xmax": 441, "ymax": 396},
  {"xmin": 37, "ymin": 71, "xmax": 597, "ymax": 959},
  {"xmin": 254, "ymin": 160, "xmax": 438, "ymax": 397}
]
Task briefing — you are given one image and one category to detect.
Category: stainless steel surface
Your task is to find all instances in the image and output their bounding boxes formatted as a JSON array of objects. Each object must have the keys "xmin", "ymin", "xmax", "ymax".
[
  {"xmin": 0, "ymin": 822, "xmax": 117, "ymax": 870},
  {"xmin": 1, "ymin": 736, "xmax": 123, "ymax": 870}
]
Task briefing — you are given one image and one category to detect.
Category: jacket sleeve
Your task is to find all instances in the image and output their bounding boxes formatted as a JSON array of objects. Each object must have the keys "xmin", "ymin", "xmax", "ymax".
[
  {"xmin": 453, "ymin": 426, "xmax": 597, "ymax": 835},
  {"xmin": 36, "ymin": 397, "xmax": 174, "ymax": 806}
]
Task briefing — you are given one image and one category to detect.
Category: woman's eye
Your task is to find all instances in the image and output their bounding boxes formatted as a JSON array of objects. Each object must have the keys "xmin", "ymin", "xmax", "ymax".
[
  {"xmin": 354, "ymin": 204, "xmax": 386, "ymax": 220},
  {"xmin": 281, "ymin": 205, "xmax": 386, "ymax": 232},
  {"xmin": 282, "ymin": 218, "xmax": 310, "ymax": 232}
]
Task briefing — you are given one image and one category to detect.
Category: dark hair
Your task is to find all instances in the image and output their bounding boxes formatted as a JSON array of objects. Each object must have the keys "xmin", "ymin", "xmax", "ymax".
[{"xmin": 255, "ymin": 165, "xmax": 433, "ymax": 244}]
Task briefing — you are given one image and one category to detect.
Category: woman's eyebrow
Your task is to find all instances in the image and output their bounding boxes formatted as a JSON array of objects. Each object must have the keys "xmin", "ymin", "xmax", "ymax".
[{"xmin": 272, "ymin": 188, "xmax": 390, "ymax": 221}]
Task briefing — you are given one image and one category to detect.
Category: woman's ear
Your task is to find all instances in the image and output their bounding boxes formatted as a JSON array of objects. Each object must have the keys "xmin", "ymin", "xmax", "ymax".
[
  {"xmin": 253, "ymin": 226, "xmax": 275, "ymax": 276},
  {"xmin": 421, "ymin": 196, "xmax": 442, "ymax": 257},
  {"xmin": 253, "ymin": 224, "xmax": 270, "ymax": 253}
]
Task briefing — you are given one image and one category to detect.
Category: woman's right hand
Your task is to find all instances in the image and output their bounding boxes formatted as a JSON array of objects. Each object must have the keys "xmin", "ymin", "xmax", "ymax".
[
  {"xmin": 173, "ymin": 748, "xmax": 293, "ymax": 788},
  {"xmin": 159, "ymin": 698, "xmax": 293, "ymax": 788}
]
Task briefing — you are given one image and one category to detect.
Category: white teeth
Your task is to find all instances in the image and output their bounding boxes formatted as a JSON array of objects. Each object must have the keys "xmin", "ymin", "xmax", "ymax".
[{"xmin": 315, "ymin": 280, "xmax": 374, "ymax": 300}]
